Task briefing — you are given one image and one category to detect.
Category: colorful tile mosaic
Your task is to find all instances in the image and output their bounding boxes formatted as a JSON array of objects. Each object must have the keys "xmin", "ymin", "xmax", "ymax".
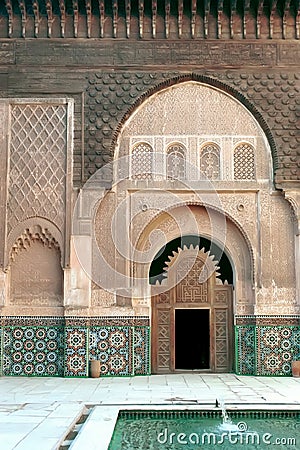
[
  {"xmin": 235, "ymin": 325, "xmax": 256, "ymax": 375},
  {"xmin": 134, "ymin": 326, "xmax": 151, "ymax": 375},
  {"xmin": 257, "ymin": 326, "xmax": 300, "ymax": 376},
  {"xmin": 2, "ymin": 326, "xmax": 64, "ymax": 376},
  {"xmin": 89, "ymin": 326, "xmax": 133, "ymax": 376},
  {"xmin": 64, "ymin": 327, "xmax": 88, "ymax": 377}
]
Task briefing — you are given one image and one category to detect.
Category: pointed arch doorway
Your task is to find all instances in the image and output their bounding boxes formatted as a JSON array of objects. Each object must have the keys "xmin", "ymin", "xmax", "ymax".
[{"xmin": 151, "ymin": 240, "xmax": 234, "ymax": 374}]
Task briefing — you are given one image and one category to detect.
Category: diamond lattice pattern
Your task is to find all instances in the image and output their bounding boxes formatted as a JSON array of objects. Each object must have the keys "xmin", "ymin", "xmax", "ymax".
[
  {"xmin": 8, "ymin": 104, "xmax": 67, "ymax": 233},
  {"xmin": 233, "ymin": 143, "xmax": 255, "ymax": 180}
]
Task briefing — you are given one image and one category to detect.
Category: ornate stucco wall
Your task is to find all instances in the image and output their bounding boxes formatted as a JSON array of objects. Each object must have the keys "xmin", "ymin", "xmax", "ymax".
[{"xmin": 0, "ymin": 2, "xmax": 299, "ymax": 377}]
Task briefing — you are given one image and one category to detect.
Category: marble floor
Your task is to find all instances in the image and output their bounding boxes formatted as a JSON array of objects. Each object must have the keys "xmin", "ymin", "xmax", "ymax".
[{"xmin": 0, "ymin": 374, "xmax": 299, "ymax": 449}]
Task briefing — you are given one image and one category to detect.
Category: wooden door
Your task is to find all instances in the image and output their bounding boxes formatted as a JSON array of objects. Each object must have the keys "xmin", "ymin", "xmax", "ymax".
[{"xmin": 151, "ymin": 248, "xmax": 233, "ymax": 373}]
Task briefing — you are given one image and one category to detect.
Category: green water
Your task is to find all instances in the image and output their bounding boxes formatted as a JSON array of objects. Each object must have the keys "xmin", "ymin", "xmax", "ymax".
[{"xmin": 108, "ymin": 411, "xmax": 300, "ymax": 450}]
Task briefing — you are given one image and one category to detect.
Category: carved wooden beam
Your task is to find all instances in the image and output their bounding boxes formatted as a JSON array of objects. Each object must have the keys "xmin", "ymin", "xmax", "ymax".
[
  {"xmin": 191, "ymin": 0, "xmax": 197, "ymax": 38},
  {"xmin": 217, "ymin": 0, "xmax": 224, "ymax": 38},
  {"xmin": 32, "ymin": 0, "xmax": 40, "ymax": 37},
  {"xmin": 5, "ymin": 0, "xmax": 13, "ymax": 38},
  {"xmin": 112, "ymin": 0, "xmax": 118, "ymax": 38},
  {"xmin": 139, "ymin": 0, "xmax": 144, "ymax": 38},
  {"xmin": 243, "ymin": 0, "xmax": 251, "ymax": 38},
  {"xmin": 45, "ymin": 0, "xmax": 53, "ymax": 38},
  {"xmin": 73, "ymin": 0, "xmax": 79, "ymax": 37},
  {"xmin": 125, "ymin": 0, "xmax": 131, "ymax": 38},
  {"xmin": 18, "ymin": 0, "xmax": 27, "ymax": 38},
  {"xmin": 178, "ymin": 0, "xmax": 183, "ymax": 37},
  {"xmin": 99, "ymin": 0, "xmax": 105, "ymax": 38},
  {"xmin": 257, "ymin": 0, "xmax": 264, "ymax": 38},
  {"xmin": 165, "ymin": 0, "xmax": 170, "ymax": 38},
  {"xmin": 230, "ymin": 0, "xmax": 237, "ymax": 38},
  {"xmin": 282, "ymin": 0, "xmax": 290, "ymax": 39},
  {"xmin": 296, "ymin": 0, "xmax": 300, "ymax": 39},
  {"xmin": 152, "ymin": 1, "xmax": 157, "ymax": 38},
  {"xmin": 86, "ymin": 0, "xmax": 92, "ymax": 38},
  {"xmin": 59, "ymin": 0, "xmax": 66, "ymax": 37},
  {"xmin": 204, "ymin": 0, "xmax": 210, "ymax": 38},
  {"xmin": 269, "ymin": 0, "xmax": 277, "ymax": 39}
]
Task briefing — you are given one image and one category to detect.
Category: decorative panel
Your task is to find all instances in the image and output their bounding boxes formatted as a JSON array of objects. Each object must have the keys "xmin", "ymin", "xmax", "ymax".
[
  {"xmin": 89, "ymin": 326, "xmax": 133, "ymax": 376},
  {"xmin": 235, "ymin": 325, "xmax": 256, "ymax": 375},
  {"xmin": 257, "ymin": 326, "xmax": 300, "ymax": 376},
  {"xmin": 131, "ymin": 142, "xmax": 153, "ymax": 180},
  {"xmin": 2, "ymin": 326, "xmax": 64, "ymax": 376},
  {"xmin": 176, "ymin": 257, "xmax": 208, "ymax": 303},
  {"xmin": 233, "ymin": 143, "xmax": 255, "ymax": 180},
  {"xmin": 166, "ymin": 143, "xmax": 186, "ymax": 180},
  {"xmin": 200, "ymin": 143, "xmax": 220, "ymax": 180},
  {"xmin": 134, "ymin": 326, "xmax": 151, "ymax": 375},
  {"xmin": 10, "ymin": 237, "xmax": 63, "ymax": 307},
  {"xmin": 157, "ymin": 309, "xmax": 171, "ymax": 372},
  {"xmin": 8, "ymin": 102, "xmax": 68, "ymax": 233},
  {"xmin": 215, "ymin": 308, "xmax": 228, "ymax": 371},
  {"xmin": 65, "ymin": 327, "xmax": 88, "ymax": 377}
]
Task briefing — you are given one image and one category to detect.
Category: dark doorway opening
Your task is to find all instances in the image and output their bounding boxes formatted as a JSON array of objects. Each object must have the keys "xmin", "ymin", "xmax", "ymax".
[{"xmin": 175, "ymin": 309, "xmax": 210, "ymax": 370}]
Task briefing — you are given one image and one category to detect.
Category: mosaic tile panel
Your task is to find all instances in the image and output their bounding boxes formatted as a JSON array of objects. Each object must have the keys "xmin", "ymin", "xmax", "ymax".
[
  {"xmin": 2, "ymin": 326, "xmax": 64, "ymax": 376},
  {"xmin": 235, "ymin": 325, "xmax": 256, "ymax": 375},
  {"xmin": 65, "ymin": 327, "xmax": 88, "ymax": 377},
  {"xmin": 134, "ymin": 326, "xmax": 151, "ymax": 375},
  {"xmin": 89, "ymin": 326, "xmax": 133, "ymax": 376},
  {"xmin": 257, "ymin": 326, "xmax": 300, "ymax": 376}
]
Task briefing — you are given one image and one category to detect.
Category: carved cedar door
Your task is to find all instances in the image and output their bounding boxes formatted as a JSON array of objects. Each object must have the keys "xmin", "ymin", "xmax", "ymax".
[{"xmin": 151, "ymin": 247, "xmax": 233, "ymax": 373}]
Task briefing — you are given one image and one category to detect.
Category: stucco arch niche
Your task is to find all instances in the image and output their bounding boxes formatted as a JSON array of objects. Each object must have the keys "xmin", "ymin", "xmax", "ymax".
[{"xmin": 132, "ymin": 204, "xmax": 255, "ymax": 316}]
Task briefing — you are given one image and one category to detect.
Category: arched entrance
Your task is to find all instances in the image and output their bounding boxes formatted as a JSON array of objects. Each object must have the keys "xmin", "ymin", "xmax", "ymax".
[{"xmin": 151, "ymin": 242, "xmax": 234, "ymax": 373}]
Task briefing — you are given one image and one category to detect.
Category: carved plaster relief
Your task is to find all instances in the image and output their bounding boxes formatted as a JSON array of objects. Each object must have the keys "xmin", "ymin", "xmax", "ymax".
[
  {"xmin": 10, "ymin": 236, "xmax": 63, "ymax": 307},
  {"xmin": 1, "ymin": 98, "xmax": 73, "ymax": 269}
]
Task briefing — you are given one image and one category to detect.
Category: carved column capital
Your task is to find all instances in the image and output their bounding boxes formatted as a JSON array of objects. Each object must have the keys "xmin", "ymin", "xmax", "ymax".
[{"xmin": 284, "ymin": 189, "xmax": 300, "ymax": 232}]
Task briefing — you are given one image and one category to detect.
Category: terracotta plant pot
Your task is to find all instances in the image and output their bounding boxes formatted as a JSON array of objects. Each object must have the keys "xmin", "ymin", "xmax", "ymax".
[
  {"xmin": 291, "ymin": 361, "xmax": 300, "ymax": 378},
  {"xmin": 90, "ymin": 360, "xmax": 101, "ymax": 378}
]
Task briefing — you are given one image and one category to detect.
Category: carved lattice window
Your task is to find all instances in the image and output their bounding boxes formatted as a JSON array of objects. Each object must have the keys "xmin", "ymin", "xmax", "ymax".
[
  {"xmin": 233, "ymin": 143, "xmax": 255, "ymax": 180},
  {"xmin": 167, "ymin": 143, "xmax": 186, "ymax": 180},
  {"xmin": 200, "ymin": 143, "xmax": 221, "ymax": 180},
  {"xmin": 131, "ymin": 142, "xmax": 153, "ymax": 180}
]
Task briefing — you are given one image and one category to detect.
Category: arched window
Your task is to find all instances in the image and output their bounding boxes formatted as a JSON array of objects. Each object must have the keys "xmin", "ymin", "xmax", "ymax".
[
  {"xmin": 233, "ymin": 143, "xmax": 255, "ymax": 180},
  {"xmin": 131, "ymin": 142, "xmax": 153, "ymax": 180},
  {"xmin": 200, "ymin": 143, "xmax": 221, "ymax": 180},
  {"xmin": 166, "ymin": 143, "xmax": 186, "ymax": 180}
]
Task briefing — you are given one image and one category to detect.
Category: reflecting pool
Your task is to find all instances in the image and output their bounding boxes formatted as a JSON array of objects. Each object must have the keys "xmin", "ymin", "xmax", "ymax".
[{"xmin": 108, "ymin": 410, "xmax": 300, "ymax": 449}]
